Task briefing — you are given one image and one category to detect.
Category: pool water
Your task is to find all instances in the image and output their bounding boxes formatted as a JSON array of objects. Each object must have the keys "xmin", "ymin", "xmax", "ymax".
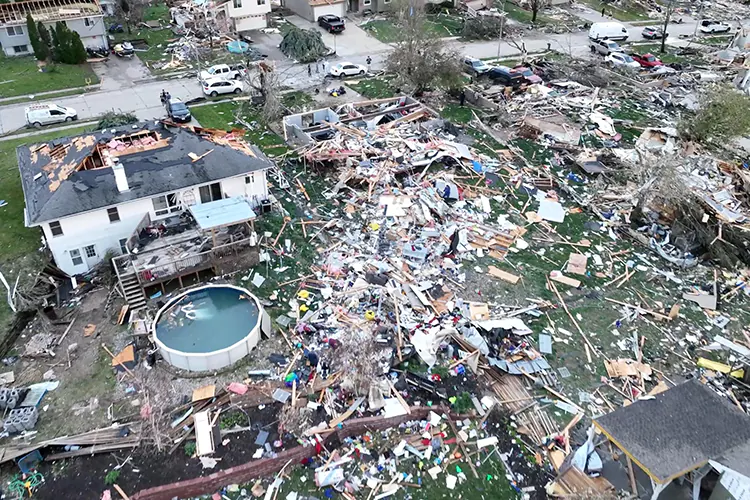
[{"xmin": 155, "ymin": 286, "xmax": 260, "ymax": 354}]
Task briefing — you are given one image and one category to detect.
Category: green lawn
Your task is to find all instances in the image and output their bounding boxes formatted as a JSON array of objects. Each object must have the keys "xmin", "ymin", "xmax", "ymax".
[
  {"xmin": 363, "ymin": 12, "xmax": 465, "ymax": 43},
  {"xmin": 577, "ymin": 0, "xmax": 649, "ymax": 21},
  {"xmin": 348, "ymin": 77, "xmax": 399, "ymax": 99},
  {"xmin": 0, "ymin": 57, "xmax": 99, "ymax": 99},
  {"xmin": 189, "ymin": 102, "xmax": 289, "ymax": 156}
]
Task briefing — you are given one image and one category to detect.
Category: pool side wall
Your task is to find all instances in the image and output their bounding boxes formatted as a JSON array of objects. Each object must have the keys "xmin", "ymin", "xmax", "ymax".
[{"xmin": 152, "ymin": 284, "xmax": 263, "ymax": 372}]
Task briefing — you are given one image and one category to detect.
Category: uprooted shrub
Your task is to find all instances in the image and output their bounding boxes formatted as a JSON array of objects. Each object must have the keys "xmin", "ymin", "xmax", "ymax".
[
  {"xmin": 279, "ymin": 27, "xmax": 327, "ymax": 63},
  {"xmin": 97, "ymin": 110, "xmax": 138, "ymax": 129},
  {"xmin": 679, "ymin": 87, "xmax": 750, "ymax": 144},
  {"xmin": 461, "ymin": 15, "xmax": 505, "ymax": 40}
]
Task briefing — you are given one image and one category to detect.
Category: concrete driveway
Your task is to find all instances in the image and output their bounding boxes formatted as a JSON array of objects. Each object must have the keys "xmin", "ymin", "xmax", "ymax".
[
  {"xmin": 0, "ymin": 79, "xmax": 203, "ymax": 135},
  {"xmin": 284, "ymin": 15, "xmax": 391, "ymax": 58},
  {"xmin": 91, "ymin": 54, "xmax": 153, "ymax": 91}
]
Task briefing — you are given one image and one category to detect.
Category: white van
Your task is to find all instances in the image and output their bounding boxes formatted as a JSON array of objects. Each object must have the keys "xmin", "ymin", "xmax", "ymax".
[
  {"xmin": 25, "ymin": 104, "xmax": 78, "ymax": 128},
  {"xmin": 589, "ymin": 22, "xmax": 630, "ymax": 41}
]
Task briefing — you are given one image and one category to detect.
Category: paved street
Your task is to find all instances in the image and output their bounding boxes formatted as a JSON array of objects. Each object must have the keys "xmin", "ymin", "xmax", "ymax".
[{"xmin": 0, "ymin": 14, "xmax": 733, "ymax": 135}]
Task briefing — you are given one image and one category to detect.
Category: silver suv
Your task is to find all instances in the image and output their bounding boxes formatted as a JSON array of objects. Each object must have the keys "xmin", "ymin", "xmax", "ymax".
[{"xmin": 590, "ymin": 38, "xmax": 622, "ymax": 56}]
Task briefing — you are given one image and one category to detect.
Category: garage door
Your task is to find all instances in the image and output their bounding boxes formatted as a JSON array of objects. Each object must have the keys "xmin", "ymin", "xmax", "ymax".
[{"xmin": 313, "ymin": 3, "xmax": 346, "ymax": 20}]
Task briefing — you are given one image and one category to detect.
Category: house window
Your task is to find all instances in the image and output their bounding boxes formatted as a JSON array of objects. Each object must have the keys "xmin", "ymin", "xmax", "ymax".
[
  {"xmin": 363, "ymin": 0, "xmax": 371, "ymax": 5},
  {"xmin": 119, "ymin": 238, "xmax": 128, "ymax": 254},
  {"xmin": 12, "ymin": 45, "xmax": 28, "ymax": 54},
  {"xmin": 107, "ymin": 207, "xmax": 120, "ymax": 223},
  {"xmin": 84, "ymin": 17, "xmax": 91, "ymax": 27},
  {"xmin": 84, "ymin": 245, "xmax": 97, "ymax": 258},
  {"xmin": 233, "ymin": 0, "xmax": 242, "ymax": 7},
  {"xmin": 6, "ymin": 26, "xmax": 23, "ymax": 37},
  {"xmin": 49, "ymin": 221, "xmax": 63, "ymax": 237},
  {"xmin": 199, "ymin": 183, "xmax": 223, "ymax": 203},
  {"xmin": 383, "ymin": 0, "xmax": 390, "ymax": 3},
  {"xmin": 245, "ymin": 174, "xmax": 255, "ymax": 184},
  {"xmin": 257, "ymin": 0, "xmax": 266, "ymax": 5},
  {"xmin": 70, "ymin": 249, "xmax": 83, "ymax": 266},
  {"xmin": 152, "ymin": 193, "xmax": 181, "ymax": 216}
]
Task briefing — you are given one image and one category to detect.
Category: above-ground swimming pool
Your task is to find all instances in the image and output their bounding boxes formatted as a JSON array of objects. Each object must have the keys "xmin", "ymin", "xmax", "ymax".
[{"xmin": 153, "ymin": 284, "xmax": 264, "ymax": 372}]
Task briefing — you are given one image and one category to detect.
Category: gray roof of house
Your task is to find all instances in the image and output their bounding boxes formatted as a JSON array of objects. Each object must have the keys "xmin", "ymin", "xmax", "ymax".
[
  {"xmin": 18, "ymin": 122, "xmax": 272, "ymax": 225},
  {"xmin": 717, "ymin": 440, "xmax": 750, "ymax": 479},
  {"xmin": 594, "ymin": 379, "xmax": 750, "ymax": 483}
]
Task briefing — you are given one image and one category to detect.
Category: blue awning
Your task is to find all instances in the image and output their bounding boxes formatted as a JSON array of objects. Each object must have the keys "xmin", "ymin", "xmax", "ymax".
[{"xmin": 189, "ymin": 197, "xmax": 256, "ymax": 231}]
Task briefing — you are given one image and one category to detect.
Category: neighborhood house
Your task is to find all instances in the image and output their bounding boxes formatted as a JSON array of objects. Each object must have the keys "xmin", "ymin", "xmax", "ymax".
[
  {"xmin": 17, "ymin": 121, "xmax": 271, "ymax": 309},
  {"xmin": 0, "ymin": 0, "xmax": 108, "ymax": 57}
]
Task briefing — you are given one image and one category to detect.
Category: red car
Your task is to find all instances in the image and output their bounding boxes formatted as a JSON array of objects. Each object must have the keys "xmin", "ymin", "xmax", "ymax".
[{"xmin": 631, "ymin": 53, "xmax": 663, "ymax": 68}]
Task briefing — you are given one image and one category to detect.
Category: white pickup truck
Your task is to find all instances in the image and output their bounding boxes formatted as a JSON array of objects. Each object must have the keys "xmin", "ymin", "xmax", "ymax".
[{"xmin": 198, "ymin": 63, "xmax": 247, "ymax": 82}]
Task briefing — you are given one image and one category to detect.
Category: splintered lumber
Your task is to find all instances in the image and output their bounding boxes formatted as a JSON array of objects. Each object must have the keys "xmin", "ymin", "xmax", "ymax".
[
  {"xmin": 604, "ymin": 298, "xmax": 672, "ymax": 321},
  {"xmin": 114, "ymin": 485, "xmax": 131, "ymax": 500},
  {"xmin": 328, "ymin": 396, "xmax": 366, "ymax": 428},
  {"xmin": 487, "ymin": 266, "xmax": 520, "ymax": 284},
  {"xmin": 547, "ymin": 279, "xmax": 599, "ymax": 360}
]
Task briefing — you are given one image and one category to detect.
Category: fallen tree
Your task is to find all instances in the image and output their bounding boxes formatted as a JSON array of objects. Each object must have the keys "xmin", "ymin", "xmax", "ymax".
[{"xmin": 279, "ymin": 27, "xmax": 327, "ymax": 63}]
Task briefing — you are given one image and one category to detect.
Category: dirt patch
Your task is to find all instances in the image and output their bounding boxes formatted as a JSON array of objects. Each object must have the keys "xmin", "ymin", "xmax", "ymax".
[{"xmin": 35, "ymin": 404, "xmax": 287, "ymax": 500}]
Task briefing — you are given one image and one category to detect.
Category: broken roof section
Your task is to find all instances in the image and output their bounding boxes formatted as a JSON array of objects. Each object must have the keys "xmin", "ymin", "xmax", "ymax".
[
  {"xmin": 282, "ymin": 96, "xmax": 434, "ymax": 146},
  {"xmin": 18, "ymin": 121, "xmax": 272, "ymax": 226},
  {"xmin": 0, "ymin": 0, "xmax": 102, "ymax": 25},
  {"xmin": 593, "ymin": 379, "xmax": 750, "ymax": 484}
]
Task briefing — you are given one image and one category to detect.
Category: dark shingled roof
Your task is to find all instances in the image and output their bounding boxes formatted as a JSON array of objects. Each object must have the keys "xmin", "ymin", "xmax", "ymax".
[
  {"xmin": 594, "ymin": 379, "xmax": 750, "ymax": 483},
  {"xmin": 18, "ymin": 122, "xmax": 272, "ymax": 225}
]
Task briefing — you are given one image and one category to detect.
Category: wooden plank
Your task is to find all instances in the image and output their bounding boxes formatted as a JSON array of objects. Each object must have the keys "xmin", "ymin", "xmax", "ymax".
[
  {"xmin": 192, "ymin": 385, "xmax": 216, "ymax": 402},
  {"xmin": 194, "ymin": 410, "xmax": 214, "ymax": 456},
  {"xmin": 487, "ymin": 266, "xmax": 520, "ymax": 284},
  {"xmin": 549, "ymin": 272, "xmax": 581, "ymax": 288}
]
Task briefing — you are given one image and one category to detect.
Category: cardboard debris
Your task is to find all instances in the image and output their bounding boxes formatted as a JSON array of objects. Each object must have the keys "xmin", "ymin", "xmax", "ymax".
[{"xmin": 566, "ymin": 253, "xmax": 588, "ymax": 276}]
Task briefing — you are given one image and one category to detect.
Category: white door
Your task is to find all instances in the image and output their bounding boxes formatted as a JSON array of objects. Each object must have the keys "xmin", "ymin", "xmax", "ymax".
[{"xmin": 83, "ymin": 244, "xmax": 98, "ymax": 268}]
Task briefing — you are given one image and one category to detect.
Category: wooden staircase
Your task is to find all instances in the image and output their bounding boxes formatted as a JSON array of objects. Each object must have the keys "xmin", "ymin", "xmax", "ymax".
[{"xmin": 119, "ymin": 272, "xmax": 147, "ymax": 311}]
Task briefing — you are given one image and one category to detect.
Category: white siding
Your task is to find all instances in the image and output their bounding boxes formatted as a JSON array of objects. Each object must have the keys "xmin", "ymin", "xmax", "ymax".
[
  {"xmin": 40, "ymin": 171, "xmax": 269, "ymax": 276},
  {"xmin": 225, "ymin": 0, "xmax": 271, "ymax": 31}
]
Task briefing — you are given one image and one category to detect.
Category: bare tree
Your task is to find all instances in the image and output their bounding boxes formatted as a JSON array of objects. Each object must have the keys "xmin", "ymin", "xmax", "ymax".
[
  {"xmin": 528, "ymin": 0, "xmax": 544, "ymax": 23},
  {"xmin": 238, "ymin": 60, "xmax": 282, "ymax": 124},
  {"xmin": 386, "ymin": 0, "xmax": 463, "ymax": 94},
  {"xmin": 116, "ymin": 0, "xmax": 146, "ymax": 35},
  {"xmin": 659, "ymin": 0, "xmax": 675, "ymax": 53}
]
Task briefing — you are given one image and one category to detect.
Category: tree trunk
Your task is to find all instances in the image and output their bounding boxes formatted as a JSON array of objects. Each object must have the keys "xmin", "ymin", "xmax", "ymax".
[
  {"xmin": 660, "ymin": 3, "xmax": 671, "ymax": 53},
  {"xmin": 531, "ymin": 7, "xmax": 538, "ymax": 23}
]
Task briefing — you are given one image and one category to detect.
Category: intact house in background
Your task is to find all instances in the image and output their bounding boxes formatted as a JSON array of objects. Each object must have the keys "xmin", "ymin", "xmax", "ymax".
[
  {"xmin": 0, "ymin": 0, "xmax": 108, "ymax": 57},
  {"xmin": 212, "ymin": 0, "xmax": 272, "ymax": 33},
  {"xmin": 17, "ymin": 121, "xmax": 271, "ymax": 310},
  {"xmin": 348, "ymin": 0, "xmax": 454, "ymax": 16},
  {"xmin": 284, "ymin": 0, "xmax": 346, "ymax": 23}
]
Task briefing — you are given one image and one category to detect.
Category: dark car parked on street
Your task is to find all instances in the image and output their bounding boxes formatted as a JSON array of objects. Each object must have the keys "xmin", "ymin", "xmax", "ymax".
[
  {"xmin": 318, "ymin": 15, "xmax": 345, "ymax": 33},
  {"xmin": 166, "ymin": 98, "xmax": 191, "ymax": 123}
]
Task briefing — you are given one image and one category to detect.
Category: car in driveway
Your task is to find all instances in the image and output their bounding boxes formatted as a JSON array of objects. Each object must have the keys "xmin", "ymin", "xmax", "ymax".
[
  {"xmin": 641, "ymin": 26, "xmax": 667, "ymax": 40},
  {"xmin": 631, "ymin": 53, "xmax": 663, "ymax": 68},
  {"xmin": 511, "ymin": 66, "xmax": 542, "ymax": 84},
  {"xmin": 590, "ymin": 38, "xmax": 622, "ymax": 56},
  {"xmin": 699, "ymin": 20, "xmax": 731, "ymax": 33},
  {"xmin": 202, "ymin": 78, "xmax": 244, "ymax": 97},
  {"xmin": 605, "ymin": 52, "xmax": 641, "ymax": 69},
  {"xmin": 165, "ymin": 98, "xmax": 191, "ymax": 123},
  {"xmin": 329, "ymin": 62, "xmax": 367, "ymax": 77},
  {"xmin": 198, "ymin": 63, "xmax": 246, "ymax": 81},
  {"xmin": 487, "ymin": 66, "xmax": 525, "ymax": 88},
  {"xmin": 318, "ymin": 14, "xmax": 345, "ymax": 33},
  {"xmin": 462, "ymin": 56, "xmax": 492, "ymax": 75}
]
